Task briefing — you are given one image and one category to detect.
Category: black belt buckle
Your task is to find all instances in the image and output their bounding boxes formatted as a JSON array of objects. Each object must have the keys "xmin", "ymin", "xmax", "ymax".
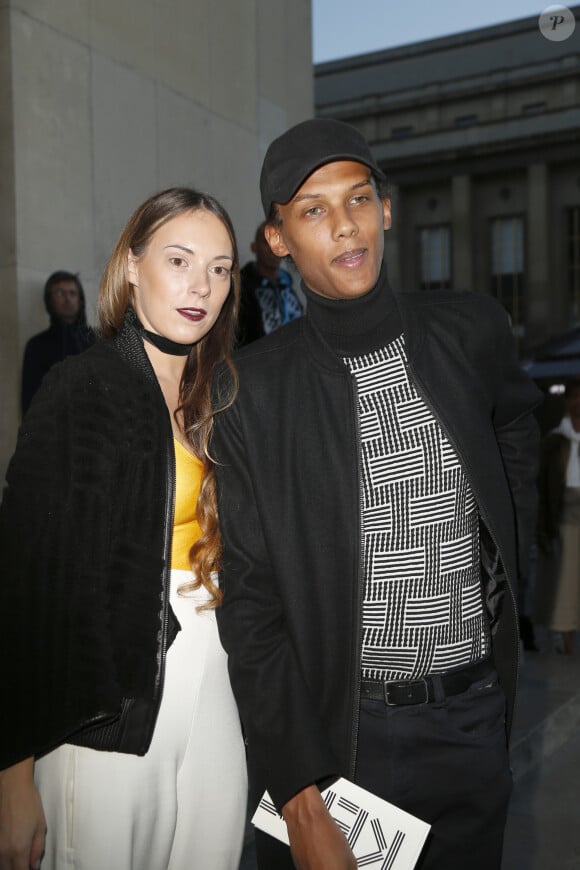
[{"xmin": 383, "ymin": 677, "xmax": 429, "ymax": 706}]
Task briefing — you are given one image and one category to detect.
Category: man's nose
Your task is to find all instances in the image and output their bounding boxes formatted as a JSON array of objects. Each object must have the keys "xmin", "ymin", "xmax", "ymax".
[{"xmin": 332, "ymin": 207, "xmax": 357, "ymax": 240}]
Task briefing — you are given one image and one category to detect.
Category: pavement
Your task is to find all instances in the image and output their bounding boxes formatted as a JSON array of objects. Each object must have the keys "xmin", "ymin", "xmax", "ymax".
[
  {"xmin": 239, "ymin": 626, "xmax": 580, "ymax": 870},
  {"xmin": 501, "ymin": 627, "xmax": 580, "ymax": 869}
]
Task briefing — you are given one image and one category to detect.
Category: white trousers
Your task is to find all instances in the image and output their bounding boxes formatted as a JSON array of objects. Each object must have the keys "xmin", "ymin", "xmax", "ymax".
[{"xmin": 35, "ymin": 570, "xmax": 247, "ymax": 870}]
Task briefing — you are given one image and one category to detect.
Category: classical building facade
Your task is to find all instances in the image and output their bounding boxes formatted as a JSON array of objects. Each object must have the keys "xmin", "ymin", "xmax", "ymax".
[
  {"xmin": 315, "ymin": 8, "xmax": 580, "ymax": 355},
  {"xmin": 0, "ymin": 0, "xmax": 312, "ymax": 483}
]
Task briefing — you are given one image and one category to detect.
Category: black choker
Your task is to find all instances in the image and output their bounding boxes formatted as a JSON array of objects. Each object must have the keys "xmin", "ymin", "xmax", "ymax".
[
  {"xmin": 130, "ymin": 310, "xmax": 194, "ymax": 356},
  {"xmin": 140, "ymin": 328, "xmax": 193, "ymax": 356}
]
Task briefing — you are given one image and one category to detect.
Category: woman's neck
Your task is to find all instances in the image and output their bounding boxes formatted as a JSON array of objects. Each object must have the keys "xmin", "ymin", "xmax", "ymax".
[
  {"xmin": 142, "ymin": 340, "xmax": 187, "ymax": 385},
  {"xmin": 142, "ymin": 341, "xmax": 188, "ymax": 443}
]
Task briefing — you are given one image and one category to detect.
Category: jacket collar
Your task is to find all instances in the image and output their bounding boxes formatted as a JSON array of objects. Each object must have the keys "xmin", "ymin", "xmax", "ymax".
[
  {"xmin": 111, "ymin": 311, "xmax": 161, "ymax": 388},
  {"xmin": 301, "ymin": 287, "xmax": 426, "ymax": 371},
  {"xmin": 302, "ymin": 265, "xmax": 404, "ymax": 358}
]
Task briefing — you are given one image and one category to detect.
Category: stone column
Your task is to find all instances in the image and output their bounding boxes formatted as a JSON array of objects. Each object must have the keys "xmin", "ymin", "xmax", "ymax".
[
  {"xmin": 0, "ymin": 6, "xmax": 19, "ymax": 480},
  {"xmin": 385, "ymin": 183, "xmax": 401, "ymax": 292},
  {"xmin": 527, "ymin": 163, "xmax": 550, "ymax": 344},
  {"xmin": 452, "ymin": 175, "xmax": 473, "ymax": 292}
]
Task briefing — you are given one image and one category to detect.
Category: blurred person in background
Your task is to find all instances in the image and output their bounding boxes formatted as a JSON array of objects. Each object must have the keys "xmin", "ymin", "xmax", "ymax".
[
  {"xmin": 21, "ymin": 270, "xmax": 95, "ymax": 415},
  {"xmin": 535, "ymin": 378, "xmax": 580, "ymax": 655},
  {"xmin": 237, "ymin": 220, "xmax": 303, "ymax": 346}
]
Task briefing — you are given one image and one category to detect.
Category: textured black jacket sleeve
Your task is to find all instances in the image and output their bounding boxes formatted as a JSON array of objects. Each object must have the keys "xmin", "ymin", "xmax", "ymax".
[
  {"xmin": 1, "ymin": 336, "xmax": 171, "ymax": 769},
  {"xmin": 0, "ymin": 361, "xmax": 122, "ymax": 768}
]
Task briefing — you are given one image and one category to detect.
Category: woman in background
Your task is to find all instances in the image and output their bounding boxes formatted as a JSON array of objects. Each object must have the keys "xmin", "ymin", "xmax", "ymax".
[
  {"xmin": 535, "ymin": 378, "xmax": 580, "ymax": 656},
  {"xmin": 0, "ymin": 188, "xmax": 247, "ymax": 869}
]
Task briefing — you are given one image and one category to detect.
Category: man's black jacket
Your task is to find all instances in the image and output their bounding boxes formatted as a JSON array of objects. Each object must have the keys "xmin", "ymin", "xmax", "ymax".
[{"xmin": 213, "ymin": 289, "xmax": 541, "ymax": 812}]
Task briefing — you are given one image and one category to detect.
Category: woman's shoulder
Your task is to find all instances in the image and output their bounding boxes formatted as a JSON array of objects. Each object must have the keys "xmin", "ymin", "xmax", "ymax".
[
  {"xmin": 24, "ymin": 339, "xmax": 157, "ymax": 432},
  {"xmin": 47, "ymin": 338, "xmax": 148, "ymax": 392}
]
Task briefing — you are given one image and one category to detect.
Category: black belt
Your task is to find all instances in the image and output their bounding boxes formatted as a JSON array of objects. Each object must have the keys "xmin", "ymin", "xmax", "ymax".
[{"xmin": 360, "ymin": 658, "xmax": 494, "ymax": 707}]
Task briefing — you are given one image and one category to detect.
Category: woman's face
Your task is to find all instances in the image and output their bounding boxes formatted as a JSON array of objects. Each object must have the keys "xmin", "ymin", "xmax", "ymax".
[{"xmin": 128, "ymin": 209, "xmax": 234, "ymax": 345}]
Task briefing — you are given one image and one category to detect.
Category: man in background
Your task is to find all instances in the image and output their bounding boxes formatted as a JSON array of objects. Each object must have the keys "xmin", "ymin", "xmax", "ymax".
[
  {"xmin": 237, "ymin": 221, "xmax": 303, "ymax": 346},
  {"xmin": 21, "ymin": 271, "xmax": 95, "ymax": 414}
]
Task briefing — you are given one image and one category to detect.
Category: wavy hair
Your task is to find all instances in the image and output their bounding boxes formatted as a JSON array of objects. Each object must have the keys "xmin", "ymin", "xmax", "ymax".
[{"xmin": 98, "ymin": 188, "xmax": 240, "ymax": 608}]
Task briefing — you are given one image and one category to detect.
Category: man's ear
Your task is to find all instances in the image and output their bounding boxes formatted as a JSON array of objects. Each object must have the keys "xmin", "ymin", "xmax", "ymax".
[
  {"xmin": 264, "ymin": 223, "xmax": 290, "ymax": 259},
  {"xmin": 382, "ymin": 197, "xmax": 392, "ymax": 231},
  {"xmin": 127, "ymin": 250, "xmax": 139, "ymax": 287}
]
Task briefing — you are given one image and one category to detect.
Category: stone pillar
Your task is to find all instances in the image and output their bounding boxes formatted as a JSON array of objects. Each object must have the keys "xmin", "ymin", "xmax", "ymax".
[
  {"xmin": 0, "ymin": 5, "xmax": 19, "ymax": 473},
  {"xmin": 385, "ymin": 184, "xmax": 401, "ymax": 292},
  {"xmin": 452, "ymin": 175, "xmax": 473, "ymax": 292},
  {"xmin": 526, "ymin": 163, "xmax": 550, "ymax": 344}
]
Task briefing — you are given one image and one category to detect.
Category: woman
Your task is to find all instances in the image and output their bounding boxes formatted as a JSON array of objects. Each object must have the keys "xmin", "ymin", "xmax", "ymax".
[
  {"xmin": 535, "ymin": 379, "xmax": 580, "ymax": 655},
  {"xmin": 0, "ymin": 188, "xmax": 247, "ymax": 869}
]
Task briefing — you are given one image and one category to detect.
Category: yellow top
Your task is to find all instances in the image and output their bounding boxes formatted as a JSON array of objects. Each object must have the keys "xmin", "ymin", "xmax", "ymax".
[{"xmin": 171, "ymin": 438, "xmax": 203, "ymax": 571}]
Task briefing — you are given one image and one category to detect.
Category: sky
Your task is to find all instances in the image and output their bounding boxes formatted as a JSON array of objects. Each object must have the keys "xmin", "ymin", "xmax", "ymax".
[{"xmin": 312, "ymin": 0, "xmax": 563, "ymax": 62}]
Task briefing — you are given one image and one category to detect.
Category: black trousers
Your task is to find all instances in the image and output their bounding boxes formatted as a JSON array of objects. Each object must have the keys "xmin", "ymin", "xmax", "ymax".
[
  {"xmin": 356, "ymin": 670, "xmax": 512, "ymax": 869},
  {"xmin": 255, "ymin": 670, "xmax": 512, "ymax": 869}
]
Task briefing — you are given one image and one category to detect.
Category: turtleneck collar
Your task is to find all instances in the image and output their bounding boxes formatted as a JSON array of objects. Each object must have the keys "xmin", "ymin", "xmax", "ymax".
[{"xmin": 301, "ymin": 263, "xmax": 402, "ymax": 357}]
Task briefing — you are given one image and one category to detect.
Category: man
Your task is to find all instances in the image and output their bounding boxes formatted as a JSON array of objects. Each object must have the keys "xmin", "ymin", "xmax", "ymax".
[
  {"xmin": 21, "ymin": 271, "xmax": 95, "ymax": 414},
  {"xmin": 213, "ymin": 119, "xmax": 541, "ymax": 869},
  {"xmin": 237, "ymin": 220, "xmax": 303, "ymax": 345}
]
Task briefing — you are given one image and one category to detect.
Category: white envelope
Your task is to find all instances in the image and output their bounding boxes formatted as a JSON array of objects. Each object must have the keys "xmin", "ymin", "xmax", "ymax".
[{"xmin": 252, "ymin": 777, "xmax": 431, "ymax": 869}]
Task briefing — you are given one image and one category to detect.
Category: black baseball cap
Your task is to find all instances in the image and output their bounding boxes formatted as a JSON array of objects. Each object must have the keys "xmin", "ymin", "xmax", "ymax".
[{"xmin": 260, "ymin": 118, "xmax": 386, "ymax": 217}]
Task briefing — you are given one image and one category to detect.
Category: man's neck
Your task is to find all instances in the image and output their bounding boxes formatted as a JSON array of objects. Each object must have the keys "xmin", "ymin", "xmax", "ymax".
[
  {"xmin": 50, "ymin": 316, "xmax": 79, "ymax": 329},
  {"xmin": 302, "ymin": 264, "xmax": 402, "ymax": 356}
]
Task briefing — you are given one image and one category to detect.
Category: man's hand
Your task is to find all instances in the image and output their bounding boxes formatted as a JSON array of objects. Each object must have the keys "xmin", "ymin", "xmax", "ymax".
[
  {"xmin": 282, "ymin": 784, "xmax": 356, "ymax": 869},
  {"xmin": 0, "ymin": 758, "xmax": 46, "ymax": 870}
]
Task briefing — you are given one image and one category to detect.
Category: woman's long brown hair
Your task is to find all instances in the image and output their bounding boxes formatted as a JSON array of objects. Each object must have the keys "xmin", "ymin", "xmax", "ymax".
[{"xmin": 98, "ymin": 188, "xmax": 240, "ymax": 608}]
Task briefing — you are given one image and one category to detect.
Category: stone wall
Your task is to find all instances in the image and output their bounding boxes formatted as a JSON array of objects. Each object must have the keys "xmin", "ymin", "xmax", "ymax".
[{"xmin": 0, "ymin": 0, "xmax": 313, "ymax": 483}]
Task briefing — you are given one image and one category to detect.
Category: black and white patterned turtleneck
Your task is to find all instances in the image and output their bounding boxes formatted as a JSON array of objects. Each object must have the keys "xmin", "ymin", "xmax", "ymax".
[{"xmin": 303, "ymin": 267, "xmax": 490, "ymax": 680}]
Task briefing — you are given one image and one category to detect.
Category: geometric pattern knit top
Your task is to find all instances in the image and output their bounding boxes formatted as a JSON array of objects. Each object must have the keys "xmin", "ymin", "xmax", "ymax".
[{"xmin": 344, "ymin": 336, "xmax": 490, "ymax": 680}]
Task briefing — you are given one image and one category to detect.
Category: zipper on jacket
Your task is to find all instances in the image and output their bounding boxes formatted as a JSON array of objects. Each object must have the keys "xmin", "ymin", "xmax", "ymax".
[
  {"xmin": 145, "ymin": 423, "xmax": 176, "ymax": 748},
  {"xmin": 405, "ymin": 358, "xmax": 520, "ymax": 727},
  {"xmin": 348, "ymin": 373, "xmax": 366, "ymax": 779}
]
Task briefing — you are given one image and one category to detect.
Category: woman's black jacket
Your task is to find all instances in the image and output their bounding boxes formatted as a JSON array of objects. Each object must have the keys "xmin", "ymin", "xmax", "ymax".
[
  {"xmin": 0, "ymin": 319, "xmax": 179, "ymax": 769},
  {"xmin": 213, "ymin": 289, "xmax": 542, "ymax": 812}
]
